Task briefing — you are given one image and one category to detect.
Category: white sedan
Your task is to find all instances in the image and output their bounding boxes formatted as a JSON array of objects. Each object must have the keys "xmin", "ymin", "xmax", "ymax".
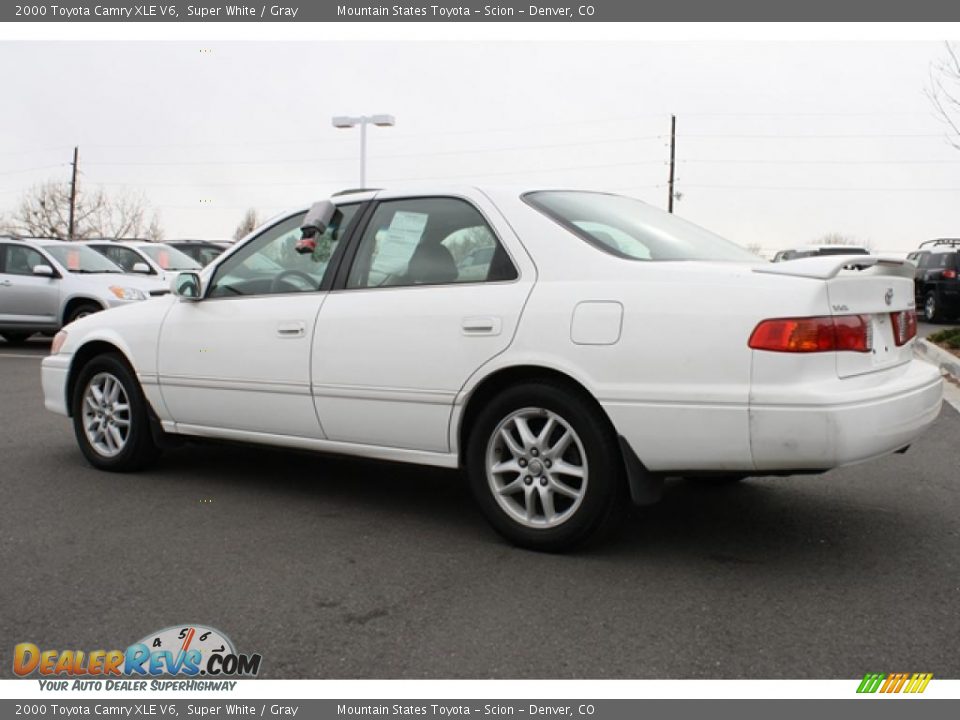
[{"xmin": 41, "ymin": 187, "xmax": 943, "ymax": 551}]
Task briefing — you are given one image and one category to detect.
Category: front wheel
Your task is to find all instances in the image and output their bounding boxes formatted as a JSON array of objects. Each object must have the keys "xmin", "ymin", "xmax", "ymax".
[
  {"xmin": 71, "ymin": 353, "xmax": 161, "ymax": 471},
  {"xmin": 66, "ymin": 302, "xmax": 102, "ymax": 325},
  {"xmin": 466, "ymin": 382, "xmax": 626, "ymax": 552}
]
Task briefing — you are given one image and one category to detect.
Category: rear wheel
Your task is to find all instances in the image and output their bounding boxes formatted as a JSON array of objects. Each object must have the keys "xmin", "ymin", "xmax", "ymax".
[
  {"xmin": 71, "ymin": 353, "xmax": 161, "ymax": 471},
  {"xmin": 923, "ymin": 291, "xmax": 942, "ymax": 323},
  {"xmin": 466, "ymin": 381, "xmax": 626, "ymax": 552},
  {"xmin": 0, "ymin": 331, "xmax": 32, "ymax": 344}
]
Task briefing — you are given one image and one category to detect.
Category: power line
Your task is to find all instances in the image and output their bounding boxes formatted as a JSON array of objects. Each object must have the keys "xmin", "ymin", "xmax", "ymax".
[
  {"xmin": 685, "ymin": 183, "xmax": 960, "ymax": 191},
  {"xmin": 80, "ymin": 134, "xmax": 668, "ymax": 167},
  {"xmin": 0, "ymin": 164, "xmax": 65, "ymax": 177},
  {"xmin": 681, "ymin": 158, "xmax": 960, "ymax": 165}
]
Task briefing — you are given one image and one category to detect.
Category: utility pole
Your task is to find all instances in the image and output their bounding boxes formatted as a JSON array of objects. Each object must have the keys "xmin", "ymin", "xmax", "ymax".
[
  {"xmin": 667, "ymin": 115, "xmax": 676, "ymax": 214},
  {"xmin": 68, "ymin": 146, "xmax": 78, "ymax": 240}
]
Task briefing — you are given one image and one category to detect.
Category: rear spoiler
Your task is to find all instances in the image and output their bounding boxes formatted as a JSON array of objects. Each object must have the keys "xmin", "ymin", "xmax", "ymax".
[{"xmin": 753, "ymin": 255, "xmax": 914, "ymax": 280}]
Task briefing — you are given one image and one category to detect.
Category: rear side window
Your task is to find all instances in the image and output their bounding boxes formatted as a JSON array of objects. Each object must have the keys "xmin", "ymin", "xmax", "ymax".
[
  {"xmin": 524, "ymin": 191, "xmax": 758, "ymax": 262},
  {"xmin": 346, "ymin": 197, "xmax": 517, "ymax": 289}
]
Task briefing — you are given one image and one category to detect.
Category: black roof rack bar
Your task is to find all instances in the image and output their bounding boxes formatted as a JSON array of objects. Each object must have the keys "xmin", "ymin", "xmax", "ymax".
[{"xmin": 919, "ymin": 238, "xmax": 960, "ymax": 248}]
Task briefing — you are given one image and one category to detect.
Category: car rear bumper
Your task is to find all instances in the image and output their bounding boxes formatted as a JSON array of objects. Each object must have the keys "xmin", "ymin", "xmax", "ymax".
[
  {"xmin": 41, "ymin": 354, "xmax": 71, "ymax": 416},
  {"xmin": 606, "ymin": 357, "xmax": 943, "ymax": 474},
  {"xmin": 749, "ymin": 358, "xmax": 943, "ymax": 471}
]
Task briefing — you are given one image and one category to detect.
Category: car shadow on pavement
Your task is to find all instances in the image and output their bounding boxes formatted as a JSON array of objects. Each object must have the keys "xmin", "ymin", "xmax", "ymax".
[{"xmin": 133, "ymin": 437, "xmax": 932, "ymax": 571}]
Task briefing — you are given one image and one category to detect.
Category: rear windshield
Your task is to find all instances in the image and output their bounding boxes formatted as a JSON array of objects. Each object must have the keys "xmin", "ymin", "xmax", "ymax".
[
  {"xmin": 524, "ymin": 191, "xmax": 759, "ymax": 262},
  {"xmin": 137, "ymin": 244, "xmax": 202, "ymax": 271}
]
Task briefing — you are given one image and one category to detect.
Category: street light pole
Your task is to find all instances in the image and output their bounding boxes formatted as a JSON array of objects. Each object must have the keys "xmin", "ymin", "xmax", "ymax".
[{"xmin": 332, "ymin": 114, "xmax": 396, "ymax": 188}]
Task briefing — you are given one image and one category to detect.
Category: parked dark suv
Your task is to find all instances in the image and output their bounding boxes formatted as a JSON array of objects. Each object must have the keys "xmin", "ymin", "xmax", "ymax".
[{"xmin": 907, "ymin": 239, "xmax": 960, "ymax": 322}]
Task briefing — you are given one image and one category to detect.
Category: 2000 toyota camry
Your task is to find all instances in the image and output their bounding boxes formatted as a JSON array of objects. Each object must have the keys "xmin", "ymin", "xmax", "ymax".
[{"xmin": 41, "ymin": 187, "xmax": 943, "ymax": 551}]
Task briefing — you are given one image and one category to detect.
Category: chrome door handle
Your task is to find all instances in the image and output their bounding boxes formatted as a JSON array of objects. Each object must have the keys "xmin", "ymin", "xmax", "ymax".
[
  {"xmin": 461, "ymin": 316, "xmax": 502, "ymax": 336},
  {"xmin": 276, "ymin": 321, "xmax": 305, "ymax": 338},
  {"xmin": 0, "ymin": 280, "xmax": 11, "ymax": 287}
]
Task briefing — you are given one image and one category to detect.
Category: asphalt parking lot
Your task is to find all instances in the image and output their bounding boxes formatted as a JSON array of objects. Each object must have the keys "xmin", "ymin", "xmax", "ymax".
[{"xmin": 1, "ymin": 333, "xmax": 958, "ymax": 679}]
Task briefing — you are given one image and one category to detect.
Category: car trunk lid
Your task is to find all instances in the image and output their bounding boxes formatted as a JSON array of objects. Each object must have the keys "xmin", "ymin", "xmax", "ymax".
[{"xmin": 754, "ymin": 256, "xmax": 917, "ymax": 378}]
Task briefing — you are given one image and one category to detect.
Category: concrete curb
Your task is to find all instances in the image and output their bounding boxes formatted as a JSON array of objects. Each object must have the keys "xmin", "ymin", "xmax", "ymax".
[{"xmin": 915, "ymin": 338, "xmax": 960, "ymax": 382}]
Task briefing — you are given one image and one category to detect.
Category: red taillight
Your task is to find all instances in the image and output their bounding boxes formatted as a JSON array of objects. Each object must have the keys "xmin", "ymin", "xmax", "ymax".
[
  {"xmin": 942, "ymin": 269, "xmax": 957, "ymax": 279},
  {"xmin": 891, "ymin": 310, "xmax": 917, "ymax": 346},
  {"xmin": 749, "ymin": 315, "xmax": 871, "ymax": 353}
]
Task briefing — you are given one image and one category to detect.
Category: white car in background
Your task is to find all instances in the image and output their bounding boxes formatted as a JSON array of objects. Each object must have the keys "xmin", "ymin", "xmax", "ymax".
[
  {"xmin": 41, "ymin": 187, "xmax": 942, "ymax": 551},
  {"xmin": 0, "ymin": 237, "xmax": 169, "ymax": 344},
  {"xmin": 83, "ymin": 239, "xmax": 202, "ymax": 285}
]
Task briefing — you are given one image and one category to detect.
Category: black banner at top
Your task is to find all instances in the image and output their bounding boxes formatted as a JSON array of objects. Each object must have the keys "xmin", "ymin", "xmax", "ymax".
[{"xmin": 4, "ymin": 0, "xmax": 960, "ymax": 22}]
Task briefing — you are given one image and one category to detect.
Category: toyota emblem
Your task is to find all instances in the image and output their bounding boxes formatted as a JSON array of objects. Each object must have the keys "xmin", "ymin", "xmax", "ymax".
[{"xmin": 884, "ymin": 288, "xmax": 894, "ymax": 306}]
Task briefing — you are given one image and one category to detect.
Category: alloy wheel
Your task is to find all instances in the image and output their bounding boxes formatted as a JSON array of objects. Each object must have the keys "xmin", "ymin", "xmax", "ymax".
[
  {"xmin": 81, "ymin": 372, "xmax": 131, "ymax": 457},
  {"xmin": 485, "ymin": 407, "xmax": 588, "ymax": 529}
]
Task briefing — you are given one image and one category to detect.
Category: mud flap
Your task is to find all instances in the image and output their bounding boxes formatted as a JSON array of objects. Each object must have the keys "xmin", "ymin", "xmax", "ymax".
[{"xmin": 618, "ymin": 435, "xmax": 664, "ymax": 506}]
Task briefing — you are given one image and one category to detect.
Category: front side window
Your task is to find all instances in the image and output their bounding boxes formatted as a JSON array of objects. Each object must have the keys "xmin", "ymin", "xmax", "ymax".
[
  {"xmin": 2, "ymin": 245, "xmax": 48, "ymax": 276},
  {"xmin": 524, "ymin": 190, "xmax": 759, "ymax": 263},
  {"xmin": 209, "ymin": 205, "xmax": 358, "ymax": 298},
  {"xmin": 346, "ymin": 197, "xmax": 516, "ymax": 289}
]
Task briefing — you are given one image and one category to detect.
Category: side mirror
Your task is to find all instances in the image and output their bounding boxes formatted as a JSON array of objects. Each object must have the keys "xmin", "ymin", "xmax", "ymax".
[
  {"xmin": 32, "ymin": 264, "xmax": 55, "ymax": 277},
  {"xmin": 173, "ymin": 272, "xmax": 202, "ymax": 301},
  {"xmin": 132, "ymin": 262, "xmax": 151, "ymax": 274}
]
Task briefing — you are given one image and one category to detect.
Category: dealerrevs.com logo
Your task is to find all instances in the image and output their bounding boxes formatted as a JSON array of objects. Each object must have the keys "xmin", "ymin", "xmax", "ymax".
[{"xmin": 14, "ymin": 625, "xmax": 262, "ymax": 689}]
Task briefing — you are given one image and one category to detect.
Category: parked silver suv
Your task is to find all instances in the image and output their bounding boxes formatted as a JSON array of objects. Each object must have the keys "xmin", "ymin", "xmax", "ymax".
[{"xmin": 0, "ymin": 237, "xmax": 169, "ymax": 343}]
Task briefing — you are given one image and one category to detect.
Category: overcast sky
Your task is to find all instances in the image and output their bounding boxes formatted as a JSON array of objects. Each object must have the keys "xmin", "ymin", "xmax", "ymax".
[{"xmin": 1, "ymin": 40, "xmax": 959, "ymax": 252}]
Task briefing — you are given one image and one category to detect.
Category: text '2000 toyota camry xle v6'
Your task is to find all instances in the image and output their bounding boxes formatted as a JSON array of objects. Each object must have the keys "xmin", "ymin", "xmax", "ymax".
[{"xmin": 41, "ymin": 187, "xmax": 943, "ymax": 551}]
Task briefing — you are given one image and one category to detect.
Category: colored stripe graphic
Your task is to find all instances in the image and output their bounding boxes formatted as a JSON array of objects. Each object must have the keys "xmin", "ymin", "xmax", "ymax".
[{"xmin": 857, "ymin": 672, "xmax": 932, "ymax": 694}]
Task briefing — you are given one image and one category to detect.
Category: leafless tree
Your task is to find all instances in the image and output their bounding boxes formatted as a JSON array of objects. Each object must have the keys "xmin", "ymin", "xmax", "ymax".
[
  {"xmin": 0, "ymin": 181, "xmax": 162, "ymax": 240},
  {"xmin": 233, "ymin": 208, "xmax": 259, "ymax": 241},
  {"xmin": 928, "ymin": 42, "xmax": 960, "ymax": 147}
]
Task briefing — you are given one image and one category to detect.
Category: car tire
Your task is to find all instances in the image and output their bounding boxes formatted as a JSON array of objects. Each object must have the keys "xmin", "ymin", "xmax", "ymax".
[
  {"xmin": 466, "ymin": 381, "xmax": 627, "ymax": 552},
  {"xmin": 923, "ymin": 291, "xmax": 942, "ymax": 323},
  {"xmin": 66, "ymin": 302, "xmax": 103, "ymax": 325},
  {"xmin": 0, "ymin": 331, "xmax": 32, "ymax": 344},
  {"xmin": 71, "ymin": 353, "xmax": 161, "ymax": 472}
]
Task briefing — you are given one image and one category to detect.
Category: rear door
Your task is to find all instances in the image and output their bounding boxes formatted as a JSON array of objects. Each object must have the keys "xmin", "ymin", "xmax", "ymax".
[
  {"xmin": 311, "ymin": 193, "xmax": 535, "ymax": 453},
  {"xmin": 0, "ymin": 243, "xmax": 60, "ymax": 325}
]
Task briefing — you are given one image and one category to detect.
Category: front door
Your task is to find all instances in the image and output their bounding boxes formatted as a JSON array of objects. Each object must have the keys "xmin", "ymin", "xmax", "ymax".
[
  {"xmin": 157, "ymin": 205, "xmax": 360, "ymax": 438},
  {"xmin": 0, "ymin": 243, "xmax": 60, "ymax": 326},
  {"xmin": 312, "ymin": 194, "xmax": 533, "ymax": 453}
]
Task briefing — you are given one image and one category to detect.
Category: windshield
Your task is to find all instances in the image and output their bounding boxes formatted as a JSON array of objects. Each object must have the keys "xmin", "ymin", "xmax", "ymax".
[
  {"xmin": 137, "ymin": 244, "xmax": 202, "ymax": 271},
  {"xmin": 524, "ymin": 191, "xmax": 759, "ymax": 263},
  {"xmin": 43, "ymin": 244, "xmax": 124, "ymax": 273}
]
